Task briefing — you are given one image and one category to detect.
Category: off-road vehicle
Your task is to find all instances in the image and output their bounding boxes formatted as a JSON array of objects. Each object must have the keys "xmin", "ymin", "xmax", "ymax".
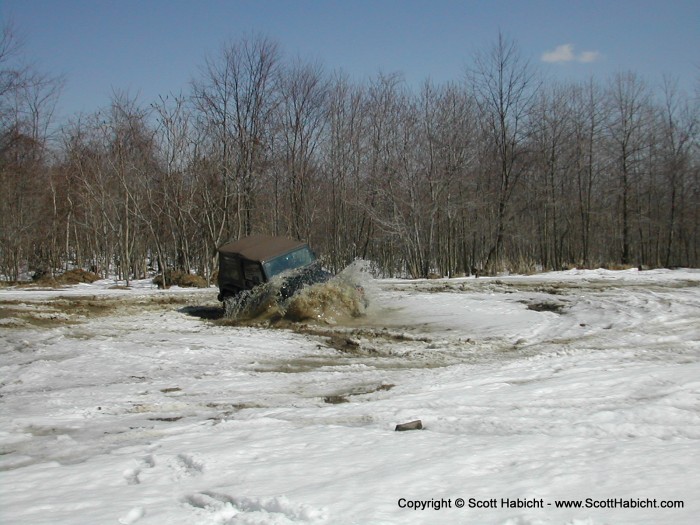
[{"xmin": 216, "ymin": 235, "xmax": 332, "ymax": 313}]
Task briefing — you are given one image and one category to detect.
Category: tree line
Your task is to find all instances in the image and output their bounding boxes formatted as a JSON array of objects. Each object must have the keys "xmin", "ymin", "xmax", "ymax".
[{"xmin": 1, "ymin": 27, "xmax": 698, "ymax": 283}]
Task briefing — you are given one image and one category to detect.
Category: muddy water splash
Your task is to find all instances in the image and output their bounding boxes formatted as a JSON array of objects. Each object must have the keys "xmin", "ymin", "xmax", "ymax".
[{"xmin": 222, "ymin": 260, "xmax": 373, "ymax": 326}]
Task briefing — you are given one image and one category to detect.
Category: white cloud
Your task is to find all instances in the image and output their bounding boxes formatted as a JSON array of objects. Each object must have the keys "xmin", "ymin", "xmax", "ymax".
[
  {"xmin": 541, "ymin": 44, "xmax": 601, "ymax": 64},
  {"xmin": 542, "ymin": 44, "xmax": 575, "ymax": 63}
]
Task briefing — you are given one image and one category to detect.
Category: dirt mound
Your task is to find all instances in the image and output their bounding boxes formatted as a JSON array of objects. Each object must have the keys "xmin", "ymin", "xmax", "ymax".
[
  {"xmin": 31, "ymin": 268, "xmax": 101, "ymax": 287},
  {"xmin": 58, "ymin": 269, "xmax": 101, "ymax": 284},
  {"xmin": 153, "ymin": 271, "xmax": 208, "ymax": 289}
]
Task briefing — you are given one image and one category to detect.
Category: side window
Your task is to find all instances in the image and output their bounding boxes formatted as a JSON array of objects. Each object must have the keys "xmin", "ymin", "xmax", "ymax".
[
  {"xmin": 243, "ymin": 261, "xmax": 263, "ymax": 285},
  {"xmin": 220, "ymin": 254, "xmax": 242, "ymax": 282}
]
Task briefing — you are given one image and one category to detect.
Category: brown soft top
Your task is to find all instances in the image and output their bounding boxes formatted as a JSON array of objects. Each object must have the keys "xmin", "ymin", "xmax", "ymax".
[{"xmin": 218, "ymin": 235, "xmax": 307, "ymax": 263}]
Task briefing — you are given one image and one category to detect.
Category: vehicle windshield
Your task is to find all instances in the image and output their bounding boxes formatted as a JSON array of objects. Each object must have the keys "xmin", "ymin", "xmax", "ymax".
[{"xmin": 263, "ymin": 246, "xmax": 316, "ymax": 278}]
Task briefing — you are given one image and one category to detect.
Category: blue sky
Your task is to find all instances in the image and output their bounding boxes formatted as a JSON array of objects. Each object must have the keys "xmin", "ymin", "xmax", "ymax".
[{"xmin": 2, "ymin": 0, "xmax": 698, "ymax": 121}]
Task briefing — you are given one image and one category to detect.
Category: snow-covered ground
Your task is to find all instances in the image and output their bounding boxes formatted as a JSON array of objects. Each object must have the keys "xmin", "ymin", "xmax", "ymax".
[{"xmin": 1, "ymin": 268, "xmax": 699, "ymax": 525}]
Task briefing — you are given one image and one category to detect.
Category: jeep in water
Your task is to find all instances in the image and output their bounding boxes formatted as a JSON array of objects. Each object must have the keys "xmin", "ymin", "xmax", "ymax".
[{"xmin": 217, "ymin": 235, "xmax": 332, "ymax": 314}]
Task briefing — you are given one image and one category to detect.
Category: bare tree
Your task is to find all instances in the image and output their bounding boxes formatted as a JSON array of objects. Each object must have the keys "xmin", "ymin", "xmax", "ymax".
[
  {"xmin": 276, "ymin": 59, "xmax": 329, "ymax": 239},
  {"xmin": 606, "ymin": 71, "xmax": 651, "ymax": 265},
  {"xmin": 151, "ymin": 93, "xmax": 199, "ymax": 283},
  {"xmin": 0, "ymin": 20, "xmax": 24, "ymax": 128},
  {"xmin": 658, "ymin": 76, "xmax": 698, "ymax": 266},
  {"xmin": 570, "ymin": 79, "xmax": 606, "ymax": 266},
  {"xmin": 192, "ymin": 35, "xmax": 281, "ymax": 239},
  {"xmin": 362, "ymin": 72, "xmax": 411, "ymax": 274},
  {"xmin": 319, "ymin": 73, "xmax": 367, "ymax": 271},
  {"xmin": 468, "ymin": 33, "xmax": 539, "ymax": 272},
  {"xmin": 528, "ymin": 83, "xmax": 576, "ymax": 269},
  {"xmin": 0, "ymin": 21, "xmax": 63, "ymax": 279}
]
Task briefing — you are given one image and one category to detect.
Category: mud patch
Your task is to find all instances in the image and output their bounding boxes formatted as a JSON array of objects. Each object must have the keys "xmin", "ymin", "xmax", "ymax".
[
  {"xmin": 205, "ymin": 401, "xmax": 265, "ymax": 411},
  {"xmin": 204, "ymin": 402, "xmax": 269, "ymax": 421},
  {"xmin": 0, "ymin": 303, "xmax": 83, "ymax": 328},
  {"xmin": 323, "ymin": 395, "xmax": 349, "ymax": 404},
  {"xmin": 525, "ymin": 301, "xmax": 566, "ymax": 314},
  {"xmin": 324, "ymin": 383, "xmax": 394, "ymax": 404},
  {"xmin": 0, "ymin": 292, "xmax": 219, "ymax": 329},
  {"xmin": 180, "ymin": 305, "xmax": 223, "ymax": 320},
  {"xmin": 23, "ymin": 424, "xmax": 80, "ymax": 437},
  {"xmin": 254, "ymin": 356, "xmax": 361, "ymax": 373},
  {"xmin": 297, "ymin": 325, "xmax": 432, "ymax": 354}
]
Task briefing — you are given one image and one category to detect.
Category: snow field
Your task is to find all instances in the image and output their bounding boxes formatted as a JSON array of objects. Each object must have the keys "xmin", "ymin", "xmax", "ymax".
[{"xmin": 1, "ymin": 269, "xmax": 699, "ymax": 524}]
